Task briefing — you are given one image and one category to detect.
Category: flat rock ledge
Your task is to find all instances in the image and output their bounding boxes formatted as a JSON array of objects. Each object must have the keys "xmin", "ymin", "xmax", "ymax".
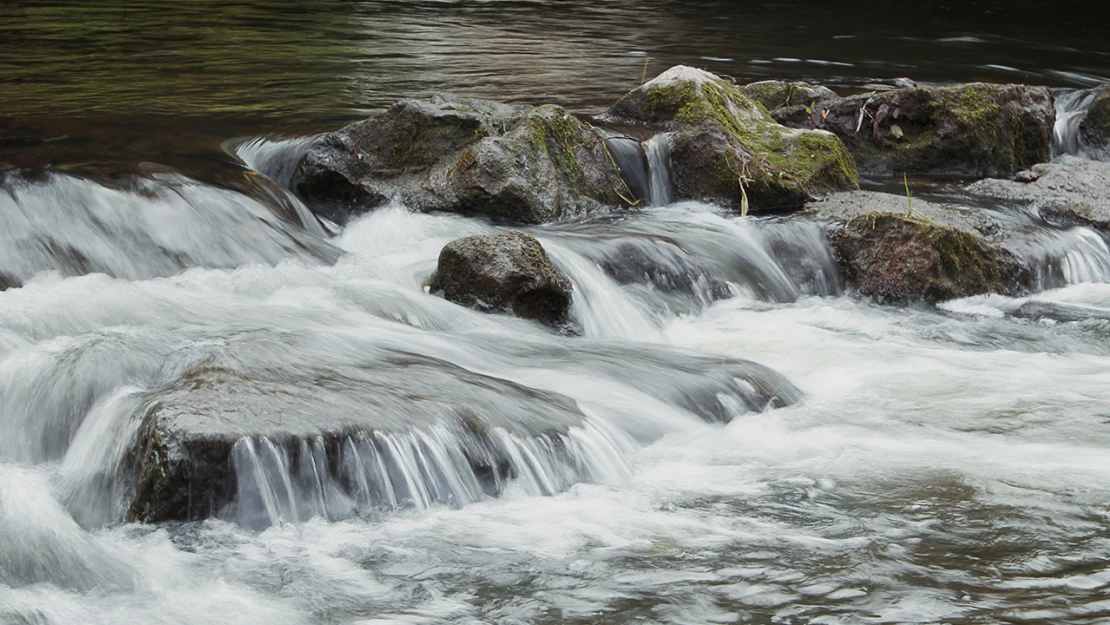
[
  {"xmin": 429, "ymin": 231, "xmax": 573, "ymax": 328},
  {"xmin": 808, "ymin": 191, "xmax": 1029, "ymax": 304},
  {"xmin": 966, "ymin": 160, "xmax": 1110, "ymax": 232}
]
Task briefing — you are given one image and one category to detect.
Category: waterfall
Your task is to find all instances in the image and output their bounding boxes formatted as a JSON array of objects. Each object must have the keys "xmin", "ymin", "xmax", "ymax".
[
  {"xmin": 229, "ymin": 422, "xmax": 631, "ymax": 529},
  {"xmin": 1052, "ymin": 87, "xmax": 1100, "ymax": 158},
  {"xmin": 602, "ymin": 132, "xmax": 675, "ymax": 207},
  {"xmin": 644, "ymin": 133, "xmax": 675, "ymax": 206}
]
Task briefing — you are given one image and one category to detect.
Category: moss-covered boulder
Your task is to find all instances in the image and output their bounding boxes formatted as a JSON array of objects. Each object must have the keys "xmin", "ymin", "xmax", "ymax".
[
  {"xmin": 782, "ymin": 83, "xmax": 1054, "ymax": 177},
  {"xmin": 811, "ymin": 191, "xmax": 1028, "ymax": 304},
  {"xmin": 966, "ymin": 160, "xmax": 1110, "ymax": 232},
  {"xmin": 1079, "ymin": 85, "xmax": 1110, "ymax": 149},
  {"xmin": 740, "ymin": 80, "xmax": 838, "ymax": 112},
  {"xmin": 429, "ymin": 231, "xmax": 572, "ymax": 327},
  {"xmin": 599, "ymin": 66, "xmax": 859, "ymax": 212},
  {"xmin": 291, "ymin": 96, "xmax": 631, "ymax": 225}
]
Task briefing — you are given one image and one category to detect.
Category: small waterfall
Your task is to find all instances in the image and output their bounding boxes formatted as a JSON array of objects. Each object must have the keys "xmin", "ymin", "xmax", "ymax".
[
  {"xmin": 0, "ymin": 172, "xmax": 339, "ymax": 286},
  {"xmin": 603, "ymin": 134, "xmax": 651, "ymax": 205},
  {"xmin": 232, "ymin": 136, "xmax": 319, "ymax": 189},
  {"xmin": 1015, "ymin": 227, "xmax": 1110, "ymax": 289},
  {"xmin": 644, "ymin": 133, "xmax": 675, "ymax": 207},
  {"xmin": 1052, "ymin": 88, "xmax": 1099, "ymax": 158},
  {"xmin": 602, "ymin": 132, "xmax": 675, "ymax": 206},
  {"xmin": 230, "ymin": 422, "xmax": 631, "ymax": 529}
]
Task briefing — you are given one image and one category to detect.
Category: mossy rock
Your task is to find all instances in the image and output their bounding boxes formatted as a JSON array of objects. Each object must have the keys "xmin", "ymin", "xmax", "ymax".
[
  {"xmin": 1079, "ymin": 85, "xmax": 1110, "ymax": 149},
  {"xmin": 783, "ymin": 83, "xmax": 1055, "ymax": 177},
  {"xmin": 292, "ymin": 96, "xmax": 631, "ymax": 225},
  {"xmin": 831, "ymin": 212, "xmax": 1027, "ymax": 305},
  {"xmin": 740, "ymin": 80, "xmax": 838, "ymax": 111},
  {"xmin": 429, "ymin": 230, "xmax": 573, "ymax": 327},
  {"xmin": 601, "ymin": 66, "xmax": 859, "ymax": 213}
]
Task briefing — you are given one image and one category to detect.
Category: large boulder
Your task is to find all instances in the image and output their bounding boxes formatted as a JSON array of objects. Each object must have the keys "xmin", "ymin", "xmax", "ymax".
[
  {"xmin": 779, "ymin": 83, "xmax": 1054, "ymax": 177},
  {"xmin": 966, "ymin": 160, "xmax": 1110, "ymax": 232},
  {"xmin": 599, "ymin": 66, "xmax": 859, "ymax": 212},
  {"xmin": 740, "ymin": 80, "xmax": 838, "ymax": 112},
  {"xmin": 129, "ymin": 357, "xmax": 589, "ymax": 524},
  {"xmin": 810, "ymin": 191, "xmax": 1028, "ymax": 304},
  {"xmin": 1079, "ymin": 85, "xmax": 1110, "ymax": 149},
  {"xmin": 291, "ymin": 96, "xmax": 631, "ymax": 225},
  {"xmin": 429, "ymin": 231, "xmax": 572, "ymax": 327}
]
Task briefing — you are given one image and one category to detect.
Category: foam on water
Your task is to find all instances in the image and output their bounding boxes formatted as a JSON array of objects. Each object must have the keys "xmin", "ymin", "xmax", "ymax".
[{"xmin": 3, "ymin": 190, "xmax": 1110, "ymax": 623}]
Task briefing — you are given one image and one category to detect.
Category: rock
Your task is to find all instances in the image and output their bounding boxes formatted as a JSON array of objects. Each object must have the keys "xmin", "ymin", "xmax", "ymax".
[
  {"xmin": 966, "ymin": 160, "xmax": 1110, "ymax": 231},
  {"xmin": 129, "ymin": 357, "xmax": 588, "ymax": 523},
  {"xmin": 429, "ymin": 231, "xmax": 572, "ymax": 327},
  {"xmin": 599, "ymin": 66, "xmax": 859, "ymax": 213},
  {"xmin": 291, "ymin": 96, "xmax": 630, "ymax": 225},
  {"xmin": 781, "ymin": 83, "xmax": 1055, "ymax": 177},
  {"xmin": 0, "ymin": 272, "xmax": 18, "ymax": 291},
  {"xmin": 1013, "ymin": 170, "xmax": 1040, "ymax": 183},
  {"xmin": 740, "ymin": 80, "xmax": 838, "ymax": 112},
  {"xmin": 810, "ymin": 190, "xmax": 1028, "ymax": 304},
  {"xmin": 1079, "ymin": 85, "xmax": 1110, "ymax": 148}
]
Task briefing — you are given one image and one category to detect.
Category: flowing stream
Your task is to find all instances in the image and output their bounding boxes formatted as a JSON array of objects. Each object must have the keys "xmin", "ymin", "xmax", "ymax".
[
  {"xmin": 4, "ymin": 2, "xmax": 1110, "ymax": 623},
  {"xmin": 2, "ymin": 161, "xmax": 1110, "ymax": 623}
]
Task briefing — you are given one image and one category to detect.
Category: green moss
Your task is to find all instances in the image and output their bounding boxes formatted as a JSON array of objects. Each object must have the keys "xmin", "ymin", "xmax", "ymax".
[{"xmin": 522, "ymin": 106, "xmax": 588, "ymax": 183}]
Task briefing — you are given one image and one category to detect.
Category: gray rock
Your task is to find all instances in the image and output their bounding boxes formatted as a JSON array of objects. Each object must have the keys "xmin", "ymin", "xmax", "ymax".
[
  {"xmin": 966, "ymin": 160, "xmax": 1110, "ymax": 231},
  {"xmin": 599, "ymin": 66, "xmax": 859, "ymax": 213},
  {"xmin": 808, "ymin": 191, "xmax": 1028, "ymax": 304},
  {"xmin": 429, "ymin": 231, "xmax": 572, "ymax": 327},
  {"xmin": 129, "ymin": 357, "xmax": 587, "ymax": 523},
  {"xmin": 292, "ymin": 96, "xmax": 631, "ymax": 225},
  {"xmin": 781, "ymin": 83, "xmax": 1055, "ymax": 177}
]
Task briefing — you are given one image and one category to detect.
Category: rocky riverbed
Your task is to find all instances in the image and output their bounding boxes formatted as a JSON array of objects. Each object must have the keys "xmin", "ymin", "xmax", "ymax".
[{"xmin": 4, "ymin": 49, "xmax": 1110, "ymax": 623}]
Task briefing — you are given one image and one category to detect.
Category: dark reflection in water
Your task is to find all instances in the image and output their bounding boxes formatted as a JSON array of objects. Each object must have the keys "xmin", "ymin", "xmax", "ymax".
[{"xmin": 1, "ymin": 0, "xmax": 1108, "ymax": 170}]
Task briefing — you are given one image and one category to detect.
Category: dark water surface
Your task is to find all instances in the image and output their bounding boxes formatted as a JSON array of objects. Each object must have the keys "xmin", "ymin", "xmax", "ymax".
[{"xmin": 2, "ymin": 0, "xmax": 1109, "ymax": 171}]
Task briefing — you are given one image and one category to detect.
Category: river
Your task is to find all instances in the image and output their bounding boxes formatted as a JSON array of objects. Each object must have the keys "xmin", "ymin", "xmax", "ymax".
[{"xmin": 3, "ymin": 2, "xmax": 1110, "ymax": 624}]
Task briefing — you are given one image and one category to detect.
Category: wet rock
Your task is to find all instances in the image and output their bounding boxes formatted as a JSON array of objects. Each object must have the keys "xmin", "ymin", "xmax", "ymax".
[
  {"xmin": 600, "ymin": 66, "xmax": 859, "ymax": 213},
  {"xmin": 966, "ymin": 160, "xmax": 1110, "ymax": 231},
  {"xmin": 0, "ymin": 272, "xmax": 18, "ymax": 291},
  {"xmin": 1014, "ymin": 170, "xmax": 1040, "ymax": 183},
  {"xmin": 292, "ymin": 96, "xmax": 630, "ymax": 225},
  {"xmin": 782, "ymin": 83, "xmax": 1055, "ymax": 177},
  {"xmin": 739, "ymin": 80, "xmax": 838, "ymax": 112},
  {"xmin": 810, "ymin": 191, "xmax": 1028, "ymax": 304},
  {"xmin": 1079, "ymin": 85, "xmax": 1110, "ymax": 149},
  {"xmin": 129, "ymin": 357, "xmax": 587, "ymax": 523},
  {"xmin": 429, "ymin": 231, "xmax": 572, "ymax": 327}
]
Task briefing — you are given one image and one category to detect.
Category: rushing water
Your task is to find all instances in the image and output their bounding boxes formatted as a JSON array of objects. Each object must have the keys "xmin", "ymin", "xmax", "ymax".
[{"xmin": 4, "ymin": 2, "xmax": 1110, "ymax": 624}]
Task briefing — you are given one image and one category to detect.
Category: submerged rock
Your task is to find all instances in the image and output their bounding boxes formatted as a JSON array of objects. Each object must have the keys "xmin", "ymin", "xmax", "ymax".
[
  {"xmin": 740, "ymin": 80, "xmax": 838, "ymax": 112},
  {"xmin": 0, "ymin": 271, "xmax": 18, "ymax": 291},
  {"xmin": 600, "ymin": 66, "xmax": 859, "ymax": 213},
  {"xmin": 1079, "ymin": 86, "xmax": 1110, "ymax": 149},
  {"xmin": 811, "ymin": 191, "xmax": 1028, "ymax": 304},
  {"xmin": 966, "ymin": 160, "xmax": 1110, "ymax": 232},
  {"xmin": 291, "ymin": 96, "xmax": 630, "ymax": 225},
  {"xmin": 782, "ymin": 83, "xmax": 1055, "ymax": 177},
  {"xmin": 429, "ymin": 231, "xmax": 572, "ymax": 327}
]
